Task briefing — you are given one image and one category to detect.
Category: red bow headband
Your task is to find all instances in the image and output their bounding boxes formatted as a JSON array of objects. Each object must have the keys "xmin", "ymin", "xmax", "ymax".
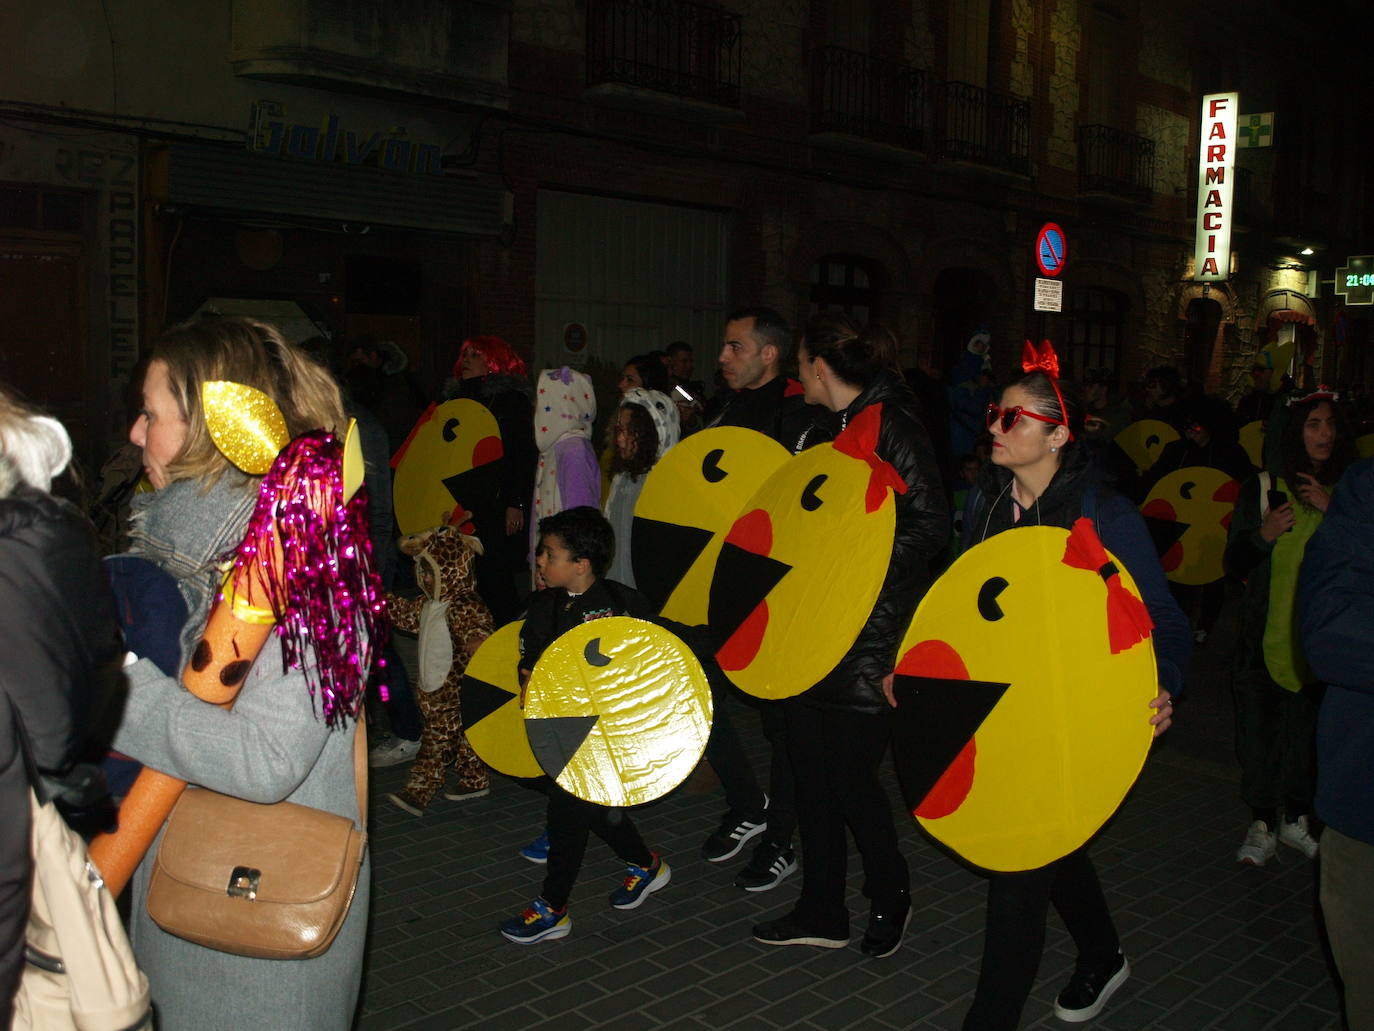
[
  {"xmin": 1021, "ymin": 339, "xmax": 1074, "ymax": 442},
  {"xmin": 1061, "ymin": 518, "xmax": 1153, "ymax": 654},
  {"xmin": 833, "ymin": 403, "xmax": 908, "ymax": 513}
]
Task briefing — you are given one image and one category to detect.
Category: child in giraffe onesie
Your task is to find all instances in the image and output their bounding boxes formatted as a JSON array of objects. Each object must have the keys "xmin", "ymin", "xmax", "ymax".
[{"xmin": 385, "ymin": 523, "xmax": 496, "ymax": 815}]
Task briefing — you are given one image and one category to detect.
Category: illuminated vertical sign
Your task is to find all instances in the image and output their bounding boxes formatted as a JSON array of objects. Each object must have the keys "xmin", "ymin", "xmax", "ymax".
[{"xmin": 1194, "ymin": 92, "xmax": 1238, "ymax": 282}]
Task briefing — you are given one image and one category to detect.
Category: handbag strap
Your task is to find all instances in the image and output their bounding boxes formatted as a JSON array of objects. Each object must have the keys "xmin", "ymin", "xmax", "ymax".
[{"xmin": 353, "ymin": 712, "xmax": 368, "ymax": 831}]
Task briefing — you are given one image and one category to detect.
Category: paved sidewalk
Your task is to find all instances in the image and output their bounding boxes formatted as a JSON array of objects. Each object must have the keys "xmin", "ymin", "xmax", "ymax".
[{"xmin": 356, "ymin": 649, "xmax": 1344, "ymax": 1031}]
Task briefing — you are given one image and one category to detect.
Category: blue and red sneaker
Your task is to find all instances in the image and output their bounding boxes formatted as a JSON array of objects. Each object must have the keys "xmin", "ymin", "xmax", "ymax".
[
  {"xmin": 499, "ymin": 898, "xmax": 571, "ymax": 944},
  {"xmin": 609, "ymin": 853, "xmax": 671, "ymax": 910}
]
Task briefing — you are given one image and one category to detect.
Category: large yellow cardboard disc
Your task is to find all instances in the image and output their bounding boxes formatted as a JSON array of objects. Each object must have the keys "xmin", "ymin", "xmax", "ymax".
[
  {"xmin": 524, "ymin": 618, "xmax": 711, "ymax": 806},
  {"xmin": 460, "ymin": 621, "xmax": 542, "ymax": 779},
  {"xmin": 895, "ymin": 526, "xmax": 1156, "ymax": 872},
  {"xmin": 709, "ymin": 439, "xmax": 896, "ymax": 700},
  {"xmin": 393, "ymin": 399, "xmax": 502, "ymax": 534},
  {"xmin": 632, "ymin": 427, "xmax": 789, "ymax": 623},
  {"xmin": 1114, "ymin": 419, "xmax": 1179, "ymax": 475},
  {"xmin": 342, "ymin": 419, "xmax": 365, "ymax": 501},
  {"xmin": 1139, "ymin": 466, "xmax": 1239, "ymax": 586},
  {"xmin": 1239, "ymin": 420, "xmax": 1264, "ymax": 470}
]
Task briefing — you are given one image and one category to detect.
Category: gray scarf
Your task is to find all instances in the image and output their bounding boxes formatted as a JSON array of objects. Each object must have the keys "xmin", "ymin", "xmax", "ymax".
[{"xmin": 126, "ymin": 475, "xmax": 257, "ymax": 663}]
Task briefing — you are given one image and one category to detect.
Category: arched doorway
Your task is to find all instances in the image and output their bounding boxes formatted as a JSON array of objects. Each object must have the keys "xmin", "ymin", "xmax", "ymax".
[{"xmin": 1183, "ymin": 296, "xmax": 1224, "ymax": 391}]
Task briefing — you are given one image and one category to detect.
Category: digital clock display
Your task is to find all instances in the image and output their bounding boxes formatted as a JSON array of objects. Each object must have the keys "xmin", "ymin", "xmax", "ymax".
[{"xmin": 1337, "ymin": 256, "xmax": 1374, "ymax": 306}]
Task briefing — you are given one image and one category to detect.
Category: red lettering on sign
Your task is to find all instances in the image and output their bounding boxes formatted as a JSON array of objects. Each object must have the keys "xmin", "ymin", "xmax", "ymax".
[
  {"xmin": 1204, "ymin": 213, "xmax": 1223, "ymax": 230},
  {"xmin": 1207, "ymin": 144, "xmax": 1227, "ymax": 162},
  {"xmin": 1209, "ymin": 97, "xmax": 1230, "ymax": 117},
  {"xmin": 1205, "ymin": 167, "xmax": 1225, "ymax": 185},
  {"xmin": 1201, "ymin": 257, "xmax": 1220, "ymax": 275},
  {"xmin": 1209, "ymin": 122, "xmax": 1228, "ymax": 140},
  {"xmin": 1205, "ymin": 190, "xmax": 1223, "ymax": 207}
]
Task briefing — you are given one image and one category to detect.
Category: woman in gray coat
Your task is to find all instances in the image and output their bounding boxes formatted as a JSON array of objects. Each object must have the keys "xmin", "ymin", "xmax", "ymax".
[{"xmin": 113, "ymin": 317, "xmax": 371, "ymax": 1030}]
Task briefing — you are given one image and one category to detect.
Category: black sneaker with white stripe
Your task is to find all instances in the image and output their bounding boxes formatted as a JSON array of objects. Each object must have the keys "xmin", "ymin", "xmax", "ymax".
[
  {"xmin": 701, "ymin": 810, "xmax": 766, "ymax": 862},
  {"xmin": 734, "ymin": 841, "xmax": 797, "ymax": 891},
  {"xmin": 1053, "ymin": 950, "xmax": 1129, "ymax": 1022}
]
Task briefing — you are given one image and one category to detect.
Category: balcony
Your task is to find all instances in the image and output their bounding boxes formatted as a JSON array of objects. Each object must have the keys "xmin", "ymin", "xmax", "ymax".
[
  {"xmin": 939, "ymin": 81, "xmax": 1031, "ymax": 176},
  {"xmin": 230, "ymin": 0, "xmax": 510, "ymax": 110},
  {"xmin": 808, "ymin": 47, "xmax": 928, "ymax": 155},
  {"xmin": 584, "ymin": 0, "xmax": 742, "ymax": 119},
  {"xmin": 1078, "ymin": 124, "xmax": 1155, "ymax": 205}
]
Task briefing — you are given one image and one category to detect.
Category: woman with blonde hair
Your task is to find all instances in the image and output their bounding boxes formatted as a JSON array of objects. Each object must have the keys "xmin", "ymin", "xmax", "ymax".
[{"xmin": 111, "ymin": 317, "xmax": 373, "ymax": 1030}]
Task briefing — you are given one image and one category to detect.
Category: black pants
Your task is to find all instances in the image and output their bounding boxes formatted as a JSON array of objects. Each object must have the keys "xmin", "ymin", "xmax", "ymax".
[
  {"xmin": 704, "ymin": 670, "xmax": 795, "ymax": 842},
  {"xmin": 1234, "ymin": 674, "xmax": 1320, "ymax": 819},
  {"xmin": 541, "ymin": 780, "xmax": 651, "ymax": 910},
  {"xmin": 963, "ymin": 847, "xmax": 1119, "ymax": 1031},
  {"xmin": 785, "ymin": 700, "xmax": 908, "ymax": 933}
]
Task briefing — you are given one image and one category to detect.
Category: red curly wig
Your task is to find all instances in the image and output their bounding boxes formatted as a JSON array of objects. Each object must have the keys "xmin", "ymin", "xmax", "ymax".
[{"xmin": 455, "ymin": 335, "xmax": 527, "ymax": 379}]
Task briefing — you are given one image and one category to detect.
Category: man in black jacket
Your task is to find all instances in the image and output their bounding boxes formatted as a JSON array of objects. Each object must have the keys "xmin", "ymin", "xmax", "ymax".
[{"xmin": 699, "ymin": 307, "xmax": 834, "ymax": 892}]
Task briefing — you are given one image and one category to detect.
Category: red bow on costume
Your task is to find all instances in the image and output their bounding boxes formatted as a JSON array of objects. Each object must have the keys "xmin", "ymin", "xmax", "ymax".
[
  {"xmin": 1061, "ymin": 517, "xmax": 1153, "ymax": 654},
  {"xmin": 1022, "ymin": 339, "xmax": 1061, "ymax": 379},
  {"xmin": 833, "ymin": 403, "xmax": 908, "ymax": 513}
]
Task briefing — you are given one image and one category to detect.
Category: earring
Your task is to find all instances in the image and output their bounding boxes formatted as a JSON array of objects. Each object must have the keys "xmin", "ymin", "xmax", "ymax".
[{"xmin": 1050, "ymin": 446, "xmax": 1058, "ymax": 453}]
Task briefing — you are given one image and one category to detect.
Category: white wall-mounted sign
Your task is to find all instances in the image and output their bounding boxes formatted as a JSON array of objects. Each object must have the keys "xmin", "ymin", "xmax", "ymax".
[
  {"xmin": 1033, "ymin": 278, "xmax": 1063, "ymax": 312},
  {"xmin": 1194, "ymin": 92, "xmax": 1238, "ymax": 282}
]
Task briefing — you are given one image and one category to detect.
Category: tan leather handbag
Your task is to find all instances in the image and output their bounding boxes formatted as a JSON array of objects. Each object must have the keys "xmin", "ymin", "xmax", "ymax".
[{"xmin": 145, "ymin": 721, "xmax": 367, "ymax": 960}]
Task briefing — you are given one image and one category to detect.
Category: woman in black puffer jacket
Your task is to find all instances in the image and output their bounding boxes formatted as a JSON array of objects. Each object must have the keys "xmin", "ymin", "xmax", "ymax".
[
  {"xmin": 752, "ymin": 315, "xmax": 948, "ymax": 958},
  {"xmin": 0, "ymin": 390, "xmax": 120, "ymax": 1015}
]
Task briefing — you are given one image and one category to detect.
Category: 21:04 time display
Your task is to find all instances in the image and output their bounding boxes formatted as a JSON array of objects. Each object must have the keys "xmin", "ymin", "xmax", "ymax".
[{"xmin": 1346, "ymin": 273, "xmax": 1374, "ymax": 287}]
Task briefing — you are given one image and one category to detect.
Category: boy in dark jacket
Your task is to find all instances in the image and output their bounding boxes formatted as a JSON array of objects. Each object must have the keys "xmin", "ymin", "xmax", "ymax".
[{"xmin": 500, "ymin": 507, "xmax": 670, "ymax": 943}]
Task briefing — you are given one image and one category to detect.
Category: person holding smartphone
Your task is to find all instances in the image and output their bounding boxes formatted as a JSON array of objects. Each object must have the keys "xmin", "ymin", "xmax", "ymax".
[{"xmin": 1224, "ymin": 390, "xmax": 1357, "ymax": 867}]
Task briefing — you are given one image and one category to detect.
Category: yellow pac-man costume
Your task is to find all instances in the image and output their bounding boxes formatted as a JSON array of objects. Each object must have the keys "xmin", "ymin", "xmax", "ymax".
[
  {"xmin": 891, "ymin": 522, "xmax": 1157, "ymax": 872},
  {"xmin": 460, "ymin": 621, "xmax": 543, "ymax": 779},
  {"xmin": 392, "ymin": 399, "xmax": 503, "ymax": 535},
  {"xmin": 524, "ymin": 617, "xmax": 712, "ymax": 806},
  {"xmin": 1139, "ymin": 466, "xmax": 1239, "ymax": 586},
  {"xmin": 708, "ymin": 405, "xmax": 903, "ymax": 700},
  {"xmin": 1113, "ymin": 419, "xmax": 1179, "ymax": 475},
  {"xmin": 631, "ymin": 427, "xmax": 789, "ymax": 622}
]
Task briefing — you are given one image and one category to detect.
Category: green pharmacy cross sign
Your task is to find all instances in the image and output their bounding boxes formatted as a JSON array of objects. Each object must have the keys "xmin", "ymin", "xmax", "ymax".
[{"xmin": 1336, "ymin": 256, "xmax": 1374, "ymax": 306}]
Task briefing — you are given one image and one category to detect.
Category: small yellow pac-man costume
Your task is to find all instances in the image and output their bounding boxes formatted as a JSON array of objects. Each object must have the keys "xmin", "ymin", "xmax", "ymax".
[
  {"xmin": 523, "ymin": 617, "xmax": 712, "ymax": 807},
  {"xmin": 392, "ymin": 399, "xmax": 503, "ymax": 534},
  {"xmin": 891, "ymin": 522, "xmax": 1157, "ymax": 872},
  {"xmin": 1113, "ymin": 419, "xmax": 1180, "ymax": 475},
  {"xmin": 631, "ymin": 427, "xmax": 789, "ymax": 623},
  {"xmin": 1139, "ymin": 466, "xmax": 1239, "ymax": 586},
  {"xmin": 460, "ymin": 621, "xmax": 542, "ymax": 779},
  {"xmin": 709, "ymin": 405, "xmax": 902, "ymax": 700}
]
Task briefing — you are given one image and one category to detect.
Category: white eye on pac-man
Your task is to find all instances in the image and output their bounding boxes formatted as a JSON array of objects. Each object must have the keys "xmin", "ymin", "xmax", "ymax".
[
  {"xmin": 631, "ymin": 427, "xmax": 789, "ymax": 623},
  {"xmin": 523, "ymin": 617, "xmax": 712, "ymax": 807},
  {"xmin": 708, "ymin": 404, "xmax": 904, "ymax": 700},
  {"xmin": 392, "ymin": 399, "xmax": 503, "ymax": 534},
  {"xmin": 890, "ymin": 522, "xmax": 1157, "ymax": 873}
]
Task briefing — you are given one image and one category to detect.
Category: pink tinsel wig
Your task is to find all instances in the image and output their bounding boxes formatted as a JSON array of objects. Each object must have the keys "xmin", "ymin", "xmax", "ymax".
[{"xmin": 455, "ymin": 335, "xmax": 527, "ymax": 379}]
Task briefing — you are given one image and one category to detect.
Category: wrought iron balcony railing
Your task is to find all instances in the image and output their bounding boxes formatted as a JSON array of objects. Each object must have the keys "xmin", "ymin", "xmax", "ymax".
[
  {"xmin": 585, "ymin": 0, "xmax": 742, "ymax": 108},
  {"xmin": 809, "ymin": 46, "xmax": 928, "ymax": 151},
  {"xmin": 939, "ymin": 81, "xmax": 1031, "ymax": 175},
  {"xmin": 1078, "ymin": 124, "xmax": 1155, "ymax": 203}
]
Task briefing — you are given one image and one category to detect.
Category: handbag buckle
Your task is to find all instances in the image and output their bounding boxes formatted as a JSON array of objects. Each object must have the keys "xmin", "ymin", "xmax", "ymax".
[{"xmin": 227, "ymin": 866, "xmax": 261, "ymax": 900}]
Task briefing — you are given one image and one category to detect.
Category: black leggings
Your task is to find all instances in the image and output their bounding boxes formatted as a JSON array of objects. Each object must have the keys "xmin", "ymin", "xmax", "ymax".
[
  {"xmin": 538, "ymin": 779, "xmax": 652, "ymax": 910},
  {"xmin": 963, "ymin": 847, "xmax": 1119, "ymax": 1030}
]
